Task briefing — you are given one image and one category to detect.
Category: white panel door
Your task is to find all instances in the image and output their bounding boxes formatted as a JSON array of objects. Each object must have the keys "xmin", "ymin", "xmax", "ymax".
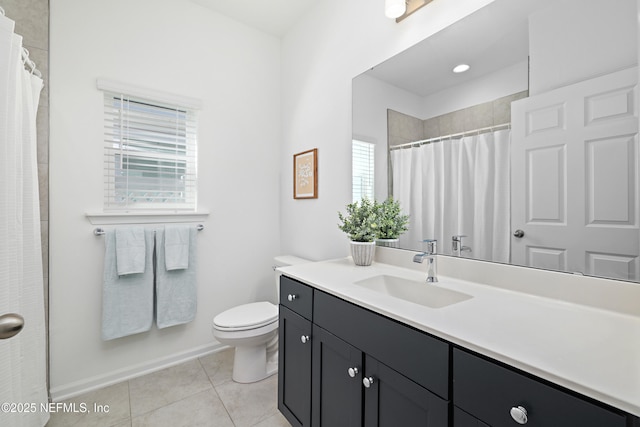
[{"xmin": 511, "ymin": 67, "xmax": 639, "ymax": 281}]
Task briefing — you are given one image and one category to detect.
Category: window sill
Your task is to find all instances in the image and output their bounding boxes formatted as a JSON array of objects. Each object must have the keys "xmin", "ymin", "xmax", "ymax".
[{"xmin": 85, "ymin": 210, "xmax": 209, "ymax": 225}]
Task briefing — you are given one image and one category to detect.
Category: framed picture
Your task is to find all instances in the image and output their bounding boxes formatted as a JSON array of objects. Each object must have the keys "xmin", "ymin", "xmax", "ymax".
[{"xmin": 293, "ymin": 148, "xmax": 318, "ymax": 199}]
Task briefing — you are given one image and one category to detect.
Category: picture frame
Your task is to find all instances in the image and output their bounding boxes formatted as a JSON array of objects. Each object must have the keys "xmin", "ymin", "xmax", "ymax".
[{"xmin": 293, "ymin": 148, "xmax": 318, "ymax": 199}]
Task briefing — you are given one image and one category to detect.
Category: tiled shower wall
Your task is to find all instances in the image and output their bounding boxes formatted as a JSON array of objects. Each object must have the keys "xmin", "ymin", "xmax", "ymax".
[
  {"xmin": 388, "ymin": 91, "xmax": 528, "ymax": 147},
  {"xmin": 3, "ymin": 0, "xmax": 50, "ymax": 378}
]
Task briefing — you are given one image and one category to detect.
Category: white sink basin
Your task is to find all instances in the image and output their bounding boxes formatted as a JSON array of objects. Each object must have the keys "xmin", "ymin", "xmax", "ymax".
[{"xmin": 354, "ymin": 274, "xmax": 472, "ymax": 308}]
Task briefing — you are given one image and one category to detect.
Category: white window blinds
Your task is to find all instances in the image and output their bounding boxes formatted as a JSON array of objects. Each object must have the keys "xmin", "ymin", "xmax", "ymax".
[
  {"xmin": 352, "ymin": 140, "xmax": 375, "ymax": 202},
  {"xmin": 102, "ymin": 91, "xmax": 198, "ymax": 210}
]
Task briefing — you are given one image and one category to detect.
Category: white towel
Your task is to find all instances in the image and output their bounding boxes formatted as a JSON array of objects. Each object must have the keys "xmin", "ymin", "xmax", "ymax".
[
  {"xmin": 155, "ymin": 227, "xmax": 198, "ymax": 329},
  {"xmin": 164, "ymin": 225, "xmax": 190, "ymax": 270},
  {"xmin": 115, "ymin": 227, "xmax": 146, "ymax": 275},
  {"xmin": 102, "ymin": 229, "xmax": 155, "ymax": 340}
]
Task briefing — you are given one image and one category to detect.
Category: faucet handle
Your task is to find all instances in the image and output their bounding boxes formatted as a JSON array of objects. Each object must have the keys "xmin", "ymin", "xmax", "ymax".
[
  {"xmin": 452, "ymin": 234, "xmax": 466, "ymax": 252},
  {"xmin": 422, "ymin": 239, "xmax": 437, "ymax": 255}
]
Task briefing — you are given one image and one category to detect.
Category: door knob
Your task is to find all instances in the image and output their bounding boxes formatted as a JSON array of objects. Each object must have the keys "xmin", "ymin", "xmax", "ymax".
[
  {"xmin": 0, "ymin": 313, "xmax": 24, "ymax": 339},
  {"xmin": 513, "ymin": 229, "xmax": 525, "ymax": 238}
]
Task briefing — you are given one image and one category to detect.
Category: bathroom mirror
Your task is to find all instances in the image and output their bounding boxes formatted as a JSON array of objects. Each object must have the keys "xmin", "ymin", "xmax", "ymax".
[{"xmin": 352, "ymin": 0, "xmax": 640, "ymax": 282}]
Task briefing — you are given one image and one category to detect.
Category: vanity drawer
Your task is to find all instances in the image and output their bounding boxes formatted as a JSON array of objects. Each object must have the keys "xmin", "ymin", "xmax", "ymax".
[
  {"xmin": 313, "ymin": 290, "xmax": 449, "ymax": 399},
  {"xmin": 280, "ymin": 276, "xmax": 313, "ymax": 320},
  {"xmin": 453, "ymin": 348, "xmax": 627, "ymax": 427}
]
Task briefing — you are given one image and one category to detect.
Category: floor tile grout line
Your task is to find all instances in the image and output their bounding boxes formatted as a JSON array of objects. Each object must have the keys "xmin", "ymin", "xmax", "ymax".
[
  {"xmin": 127, "ymin": 379, "xmax": 132, "ymax": 426},
  {"xmin": 198, "ymin": 356, "xmax": 238, "ymax": 426}
]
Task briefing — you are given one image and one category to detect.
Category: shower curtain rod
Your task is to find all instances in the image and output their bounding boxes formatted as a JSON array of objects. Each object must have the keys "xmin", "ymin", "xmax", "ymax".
[
  {"xmin": 389, "ymin": 122, "xmax": 510, "ymax": 151},
  {"xmin": 0, "ymin": 7, "xmax": 43, "ymax": 78}
]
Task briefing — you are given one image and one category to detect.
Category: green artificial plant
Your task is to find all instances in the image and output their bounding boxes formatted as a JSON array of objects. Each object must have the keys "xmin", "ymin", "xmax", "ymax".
[
  {"xmin": 337, "ymin": 198, "xmax": 379, "ymax": 242},
  {"xmin": 376, "ymin": 197, "xmax": 410, "ymax": 239}
]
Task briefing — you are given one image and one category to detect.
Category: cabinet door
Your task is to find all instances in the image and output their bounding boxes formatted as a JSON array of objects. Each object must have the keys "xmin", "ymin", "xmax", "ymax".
[
  {"xmin": 312, "ymin": 325, "xmax": 363, "ymax": 427},
  {"xmin": 278, "ymin": 306, "xmax": 313, "ymax": 427},
  {"xmin": 453, "ymin": 407, "xmax": 490, "ymax": 427},
  {"xmin": 453, "ymin": 349, "xmax": 627, "ymax": 427},
  {"xmin": 363, "ymin": 355, "xmax": 449, "ymax": 427}
]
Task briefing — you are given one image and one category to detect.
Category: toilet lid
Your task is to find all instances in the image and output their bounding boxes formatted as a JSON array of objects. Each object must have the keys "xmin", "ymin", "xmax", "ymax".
[{"xmin": 213, "ymin": 302, "xmax": 278, "ymax": 330}]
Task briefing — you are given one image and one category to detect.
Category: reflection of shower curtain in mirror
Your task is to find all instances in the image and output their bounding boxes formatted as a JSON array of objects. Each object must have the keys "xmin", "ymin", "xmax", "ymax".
[{"xmin": 391, "ymin": 129, "xmax": 511, "ymax": 263}]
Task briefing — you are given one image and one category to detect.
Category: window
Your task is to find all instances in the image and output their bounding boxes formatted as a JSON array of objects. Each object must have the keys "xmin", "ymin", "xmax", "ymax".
[
  {"xmin": 102, "ymin": 90, "xmax": 198, "ymax": 211},
  {"xmin": 352, "ymin": 139, "xmax": 375, "ymax": 202}
]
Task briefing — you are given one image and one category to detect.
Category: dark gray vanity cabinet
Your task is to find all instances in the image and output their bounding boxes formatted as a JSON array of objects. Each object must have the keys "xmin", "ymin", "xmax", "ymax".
[
  {"xmin": 311, "ymin": 325, "xmax": 363, "ymax": 426},
  {"xmin": 311, "ymin": 324, "xmax": 449, "ymax": 427},
  {"xmin": 279, "ymin": 275, "xmax": 639, "ymax": 427},
  {"xmin": 361, "ymin": 354, "xmax": 449, "ymax": 426},
  {"xmin": 279, "ymin": 275, "xmax": 450, "ymax": 427},
  {"xmin": 278, "ymin": 277, "xmax": 314, "ymax": 427},
  {"xmin": 312, "ymin": 290, "xmax": 449, "ymax": 426},
  {"xmin": 452, "ymin": 348, "xmax": 628, "ymax": 427}
]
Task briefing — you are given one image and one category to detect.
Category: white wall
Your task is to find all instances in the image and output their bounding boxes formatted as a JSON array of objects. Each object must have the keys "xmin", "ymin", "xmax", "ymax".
[
  {"xmin": 529, "ymin": 0, "xmax": 637, "ymax": 95},
  {"xmin": 420, "ymin": 60, "xmax": 529, "ymax": 119},
  {"xmin": 352, "ymin": 74, "xmax": 424, "ymax": 202},
  {"xmin": 280, "ymin": 0, "xmax": 495, "ymax": 261},
  {"xmin": 49, "ymin": 0, "xmax": 282, "ymax": 399}
]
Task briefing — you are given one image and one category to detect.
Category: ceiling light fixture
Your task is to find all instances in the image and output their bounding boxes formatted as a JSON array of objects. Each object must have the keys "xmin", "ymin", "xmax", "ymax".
[
  {"xmin": 388, "ymin": 0, "xmax": 434, "ymax": 23},
  {"xmin": 453, "ymin": 64, "xmax": 470, "ymax": 73},
  {"xmin": 385, "ymin": 0, "xmax": 406, "ymax": 19}
]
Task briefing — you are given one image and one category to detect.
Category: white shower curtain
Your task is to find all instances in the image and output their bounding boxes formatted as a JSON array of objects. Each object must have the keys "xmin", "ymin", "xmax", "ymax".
[
  {"xmin": 391, "ymin": 129, "xmax": 511, "ymax": 263},
  {"xmin": 0, "ymin": 13, "xmax": 49, "ymax": 427}
]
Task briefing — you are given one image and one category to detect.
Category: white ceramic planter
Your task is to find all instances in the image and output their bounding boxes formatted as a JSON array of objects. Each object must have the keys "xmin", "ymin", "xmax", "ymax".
[{"xmin": 350, "ymin": 241, "xmax": 376, "ymax": 266}]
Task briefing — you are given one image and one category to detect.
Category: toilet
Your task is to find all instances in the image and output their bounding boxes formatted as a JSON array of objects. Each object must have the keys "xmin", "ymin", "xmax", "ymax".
[{"xmin": 212, "ymin": 255, "xmax": 309, "ymax": 383}]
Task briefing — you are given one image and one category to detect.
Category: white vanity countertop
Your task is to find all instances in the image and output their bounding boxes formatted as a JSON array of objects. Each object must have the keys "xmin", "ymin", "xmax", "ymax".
[{"xmin": 278, "ymin": 256, "xmax": 640, "ymax": 417}]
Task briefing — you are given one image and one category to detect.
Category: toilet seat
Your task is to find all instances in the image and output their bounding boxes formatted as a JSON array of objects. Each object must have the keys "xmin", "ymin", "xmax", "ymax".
[{"xmin": 213, "ymin": 302, "xmax": 278, "ymax": 331}]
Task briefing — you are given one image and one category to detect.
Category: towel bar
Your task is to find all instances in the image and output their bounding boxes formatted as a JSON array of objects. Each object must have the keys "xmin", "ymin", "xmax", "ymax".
[{"xmin": 94, "ymin": 224, "xmax": 204, "ymax": 236}]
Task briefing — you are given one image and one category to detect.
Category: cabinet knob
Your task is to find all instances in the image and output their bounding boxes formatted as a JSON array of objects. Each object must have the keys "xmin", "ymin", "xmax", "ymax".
[
  {"xmin": 287, "ymin": 294, "xmax": 297, "ymax": 301},
  {"xmin": 510, "ymin": 406, "xmax": 528, "ymax": 424},
  {"xmin": 300, "ymin": 335, "xmax": 310, "ymax": 344},
  {"xmin": 347, "ymin": 367, "xmax": 359, "ymax": 378},
  {"xmin": 362, "ymin": 376, "xmax": 375, "ymax": 388}
]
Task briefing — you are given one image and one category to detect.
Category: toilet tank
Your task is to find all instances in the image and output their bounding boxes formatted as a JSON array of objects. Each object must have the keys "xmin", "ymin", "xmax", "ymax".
[{"xmin": 273, "ymin": 255, "xmax": 310, "ymax": 300}]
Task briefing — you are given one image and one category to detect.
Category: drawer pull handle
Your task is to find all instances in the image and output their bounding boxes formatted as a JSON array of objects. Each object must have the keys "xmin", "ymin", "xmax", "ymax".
[
  {"xmin": 287, "ymin": 294, "xmax": 297, "ymax": 302},
  {"xmin": 362, "ymin": 376, "xmax": 375, "ymax": 388},
  {"xmin": 300, "ymin": 335, "xmax": 310, "ymax": 344},
  {"xmin": 510, "ymin": 406, "xmax": 528, "ymax": 424},
  {"xmin": 348, "ymin": 367, "xmax": 359, "ymax": 378}
]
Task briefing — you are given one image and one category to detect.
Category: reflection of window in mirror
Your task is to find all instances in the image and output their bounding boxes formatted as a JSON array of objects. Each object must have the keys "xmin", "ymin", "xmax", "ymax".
[{"xmin": 352, "ymin": 140, "xmax": 374, "ymax": 202}]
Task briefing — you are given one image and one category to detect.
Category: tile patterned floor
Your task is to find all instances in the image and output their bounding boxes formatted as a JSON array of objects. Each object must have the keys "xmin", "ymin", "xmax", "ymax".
[{"xmin": 46, "ymin": 348, "xmax": 291, "ymax": 427}]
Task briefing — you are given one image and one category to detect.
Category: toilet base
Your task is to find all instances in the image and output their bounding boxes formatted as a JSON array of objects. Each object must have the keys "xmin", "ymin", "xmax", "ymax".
[{"xmin": 232, "ymin": 344, "xmax": 277, "ymax": 383}]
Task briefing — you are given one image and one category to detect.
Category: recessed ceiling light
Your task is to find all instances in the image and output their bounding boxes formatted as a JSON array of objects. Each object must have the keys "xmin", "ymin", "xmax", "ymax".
[{"xmin": 453, "ymin": 64, "xmax": 470, "ymax": 73}]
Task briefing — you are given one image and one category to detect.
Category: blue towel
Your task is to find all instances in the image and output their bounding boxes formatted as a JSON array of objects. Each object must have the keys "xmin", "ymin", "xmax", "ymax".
[
  {"xmin": 102, "ymin": 228, "xmax": 155, "ymax": 340},
  {"xmin": 164, "ymin": 225, "xmax": 190, "ymax": 270},
  {"xmin": 115, "ymin": 227, "xmax": 146, "ymax": 275},
  {"xmin": 155, "ymin": 227, "xmax": 197, "ymax": 329}
]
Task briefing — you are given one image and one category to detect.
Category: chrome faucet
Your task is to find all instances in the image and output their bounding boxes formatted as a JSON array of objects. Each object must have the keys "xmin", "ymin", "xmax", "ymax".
[
  {"xmin": 413, "ymin": 239, "xmax": 438, "ymax": 283},
  {"xmin": 452, "ymin": 235, "xmax": 471, "ymax": 257}
]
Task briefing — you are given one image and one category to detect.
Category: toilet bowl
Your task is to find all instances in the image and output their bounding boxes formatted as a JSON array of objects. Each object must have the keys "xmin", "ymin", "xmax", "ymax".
[{"xmin": 212, "ymin": 255, "xmax": 309, "ymax": 383}]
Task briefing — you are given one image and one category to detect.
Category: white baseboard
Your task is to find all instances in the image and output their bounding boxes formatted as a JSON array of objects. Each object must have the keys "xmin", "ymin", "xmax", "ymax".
[{"xmin": 50, "ymin": 342, "xmax": 228, "ymax": 402}]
